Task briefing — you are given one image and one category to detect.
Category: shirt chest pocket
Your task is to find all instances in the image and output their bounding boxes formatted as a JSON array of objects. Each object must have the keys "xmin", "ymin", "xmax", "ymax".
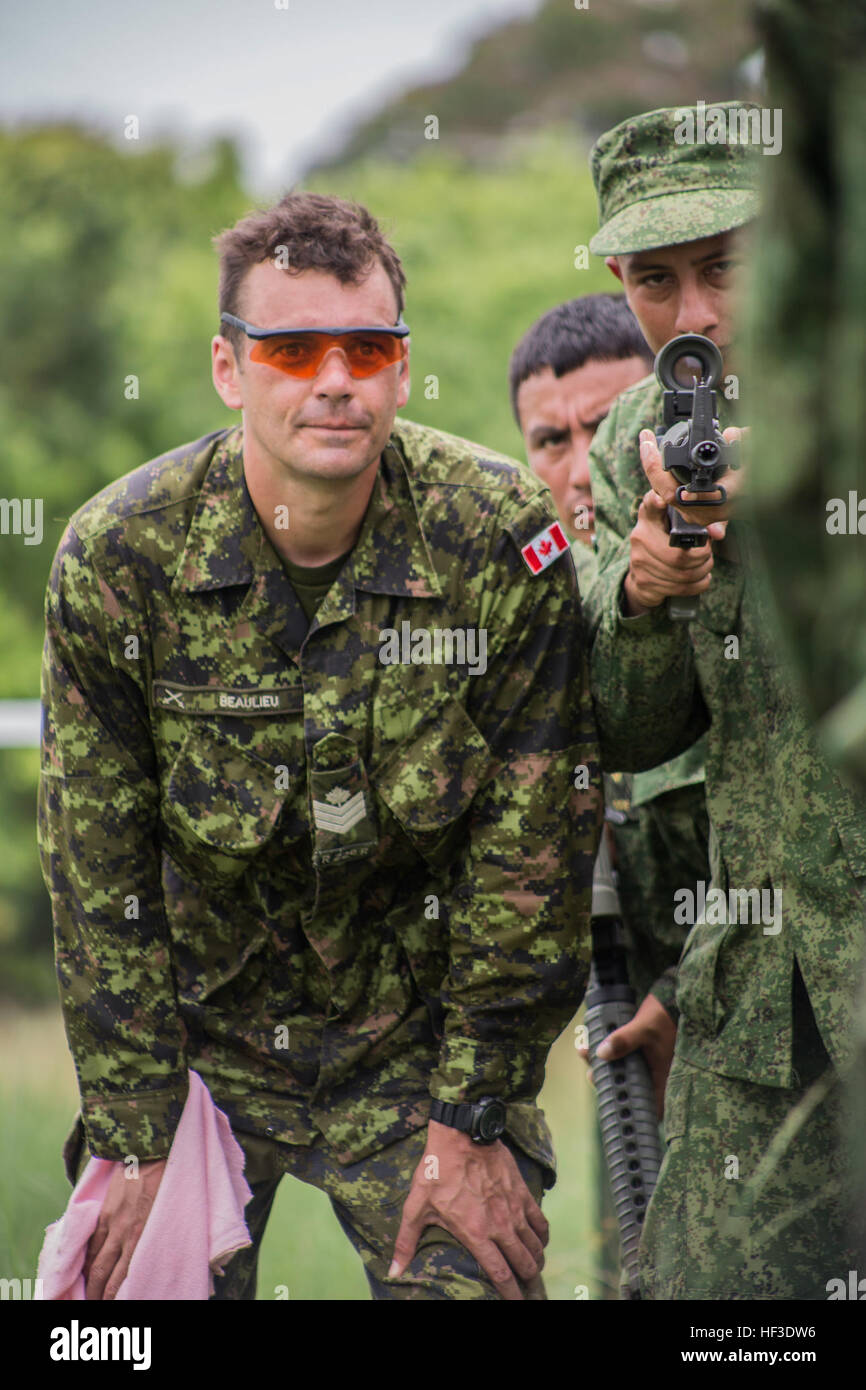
[
  {"xmin": 162, "ymin": 721, "xmax": 296, "ymax": 883},
  {"xmin": 373, "ymin": 695, "xmax": 494, "ymax": 871}
]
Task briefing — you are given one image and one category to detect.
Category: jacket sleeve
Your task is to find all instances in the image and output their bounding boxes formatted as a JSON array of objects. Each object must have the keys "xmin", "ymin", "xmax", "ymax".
[
  {"xmin": 583, "ymin": 399, "xmax": 709, "ymax": 772},
  {"xmin": 38, "ymin": 524, "xmax": 187, "ymax": 1161},
  {"xmin": 428, "ymin": 494, "xmax": 603, "ymax": 1105}
]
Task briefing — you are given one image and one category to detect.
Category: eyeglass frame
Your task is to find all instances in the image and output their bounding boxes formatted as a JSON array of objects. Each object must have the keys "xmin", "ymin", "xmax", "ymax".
[{"xmin": 219, "ymin": 312, "xmax": 411, "ymax": 342}]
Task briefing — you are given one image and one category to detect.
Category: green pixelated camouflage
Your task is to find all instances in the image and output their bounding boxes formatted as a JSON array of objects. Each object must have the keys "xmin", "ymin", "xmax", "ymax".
[
  {"xmin": 641, "ymin": 1053, "xmax": 858, "ymax": 1298},
  {"xmin": 574, "ymin": 541, "xmax": 709, "ymax": 808},
  {"xmin": 205, "ymin": 1126, "xmax": 548, "ymax": 1301},
  {"xmin": 612, "ymin": 784, "xmax": 710, "ymax": 1019},
  {"xmin": 588, "ymin": 103, "xmax": 762, "ymax": 255},
  {"xmin": 583, "ymin": 376, "xmax": 866, "ymax": 1085},
  {"xmin": 39, "ymin": 418, "xmax": 602, "ymax": 1173},
  {"xmin": 573, "ymin": 541, "xmax": 708, "ymax": 1017}
]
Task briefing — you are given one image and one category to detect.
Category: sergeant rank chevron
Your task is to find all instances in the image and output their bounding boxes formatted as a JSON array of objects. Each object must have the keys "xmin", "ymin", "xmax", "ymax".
[{"xmin": 312, "ymin": 786, "xmax": 367, "ymax": 834}]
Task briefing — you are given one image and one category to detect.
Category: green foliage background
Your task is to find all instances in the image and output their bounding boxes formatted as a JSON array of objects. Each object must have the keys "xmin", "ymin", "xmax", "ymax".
[{"xmin": 0, "ymin": 122, "xmax": 612, "ymax": 987}]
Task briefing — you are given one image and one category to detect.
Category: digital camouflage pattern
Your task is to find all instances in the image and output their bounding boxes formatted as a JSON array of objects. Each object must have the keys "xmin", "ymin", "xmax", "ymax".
[
  {"xmin": 588, "ymin": 103, "xmax": 761, "ymax": 257},
  {"xmin": 63, "ymin": 1116, "xmax": 548, "ymax": 1301},
  {"xmin": 202, "ymin": 1126, "xmax": 547, "ymax": 1301},
  {"xmin": 611, "ymin": 784, "xmax": 710, "ymax": 1019},
  {"xmin": 39, "ymin": 417, "xmax": 602, "ymax": 1177},
  {"xmin": 572, "ymin": 540, "xmax": 709, "ymax": 1016},
  {"xmin": 585, "ymin": 68, "xmax": 866, "ymax": 1297},
  {"xmin": 641, "ymin": 1048, "xmax": 858, "ymax": 1300},
  {"xmin": 630, "ymin": 741, "xmax": 706, "ymax": 808},
  {"xmin": 584, "ymin": 375, "xmax": 866, "ymax": 1088},
  {"xmin": 575, "ymin": 539, "xmax": 710, "ymax": 1295}
]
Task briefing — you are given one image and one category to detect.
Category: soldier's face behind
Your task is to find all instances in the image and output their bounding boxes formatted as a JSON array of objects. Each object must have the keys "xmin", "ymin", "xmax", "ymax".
[
  {"xmin": 605, "ymin": 228, "xmax": 750, "ymax": 370},
  {"xmin": 517, "ymin": 356, "xmax": 650, "ymax": 545},
  {"xmin": 211, "ymin": 260, "xmax": 410, "ymax": 485}
]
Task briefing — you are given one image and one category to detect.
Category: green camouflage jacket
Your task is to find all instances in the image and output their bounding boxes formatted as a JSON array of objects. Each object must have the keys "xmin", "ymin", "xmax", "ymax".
[
  {"xmin": 573, "ymin": 539, "xmax": 706, "ymax": 804},
  {"xmin": 39, "ymin": 418, "xmax": 602, "ymax": 1171},
  {"xmin": 584, "ymin": 377, "xmax": 866, "ymax": 1087},
  {"xmin": 573, "ymin": 538, "xmax": 707, "ymax": 1016}
]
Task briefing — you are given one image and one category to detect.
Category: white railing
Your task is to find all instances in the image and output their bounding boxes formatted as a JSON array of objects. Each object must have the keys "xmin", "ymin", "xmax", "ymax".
[{"xmin": 0, "ymin": 700, "xmax": 41, "ymax": 748}]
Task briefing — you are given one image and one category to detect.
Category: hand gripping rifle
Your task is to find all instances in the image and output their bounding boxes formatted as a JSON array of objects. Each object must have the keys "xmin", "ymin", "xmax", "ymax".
[
  {"xmin": 654, "ymin": 332, "xmax": 738, "ymax": 623},
  {"xmin": 586, "ymin": 831, "xmax": 662, "ymax": 1299}
]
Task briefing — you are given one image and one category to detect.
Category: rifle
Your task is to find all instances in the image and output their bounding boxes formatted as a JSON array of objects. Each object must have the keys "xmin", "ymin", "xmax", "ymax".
[
  {"xmin": 654, "ymin": 332, "xmax": 737, "ymax": 622},
  {"xmin": 586, "ymin": 830, "xmax": 662, "ymax": 1299}
]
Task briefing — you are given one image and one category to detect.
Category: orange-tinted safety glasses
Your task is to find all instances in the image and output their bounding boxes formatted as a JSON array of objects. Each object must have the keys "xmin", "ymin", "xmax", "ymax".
[{"xmin": 220, "ymin": 312, "xmax": 409, "ymax": 379}]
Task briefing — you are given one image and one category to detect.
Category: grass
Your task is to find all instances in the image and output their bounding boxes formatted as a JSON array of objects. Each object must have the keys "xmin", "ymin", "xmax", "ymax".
[{"xmin": 0, "ymin": 1001, "xmax": 608, "ymax": 1300}]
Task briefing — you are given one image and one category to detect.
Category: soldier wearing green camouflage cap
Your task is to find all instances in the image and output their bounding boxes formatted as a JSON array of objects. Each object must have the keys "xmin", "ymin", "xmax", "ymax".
[
  {"xmin": 588, "ymin": 100, "xmax": 761, "ymax": 256},
  {"xmin": 581, "ymin": 103, "xmax": 865, "ymax": 1298},
  {"xmin": 38, "ymin": 191, "xmax": 603, "ymax": 1301}
]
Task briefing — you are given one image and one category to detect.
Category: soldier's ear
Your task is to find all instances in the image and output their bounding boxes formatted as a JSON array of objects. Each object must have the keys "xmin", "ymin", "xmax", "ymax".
[
  {"xmin": 212, "ymin": 335, "xmax": 244, "ymax": 412},
  {"xmin": 605, "ymin": 256, "xmax": 624, "ymax": 284}
]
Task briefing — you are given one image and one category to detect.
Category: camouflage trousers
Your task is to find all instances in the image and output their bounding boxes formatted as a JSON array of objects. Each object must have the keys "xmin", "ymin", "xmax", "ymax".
[
  {"xmin": 211, "ymin": 1125, "xmax": 550, "ymax": 1301},
  {"xmin": 640, "ymin": 1049, "xmax": 858, "ymax": 1300}
]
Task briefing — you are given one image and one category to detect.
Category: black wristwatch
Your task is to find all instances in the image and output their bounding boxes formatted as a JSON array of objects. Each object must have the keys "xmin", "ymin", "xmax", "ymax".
[{"xmin": 429, "ymin": 1096, "xmax": 507, "ymax": 1145}]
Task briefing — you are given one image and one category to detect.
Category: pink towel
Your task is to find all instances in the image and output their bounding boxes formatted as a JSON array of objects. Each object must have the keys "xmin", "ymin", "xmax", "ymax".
[{"xmin": 36, "ymin": 1070, "xmax": 253, "ymax": 1300}]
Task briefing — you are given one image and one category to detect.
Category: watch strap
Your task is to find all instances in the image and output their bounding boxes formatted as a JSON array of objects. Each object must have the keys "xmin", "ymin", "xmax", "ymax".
[{"xmin": 429, "ymin": 1099, "xmax": 475, "ymax": 1132}]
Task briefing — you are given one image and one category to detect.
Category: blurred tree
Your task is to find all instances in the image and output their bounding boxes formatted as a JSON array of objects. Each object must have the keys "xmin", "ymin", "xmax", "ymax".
[
  {"xmin": 747, "ymin": 0, "xmax": 866, "ymax": 789},
  {"xmin": 0, "ymin": 125, "xmax": 250, "ymax": 992},
  {"xmin": 745, "ymin": 0, "xmax": 866, "ymax": 1268}
]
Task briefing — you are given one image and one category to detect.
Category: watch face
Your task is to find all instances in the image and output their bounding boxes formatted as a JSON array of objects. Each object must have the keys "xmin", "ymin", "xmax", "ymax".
[{"xmin": 478, "ymin": 1101, "xmax": 506, "ymax": 1142}]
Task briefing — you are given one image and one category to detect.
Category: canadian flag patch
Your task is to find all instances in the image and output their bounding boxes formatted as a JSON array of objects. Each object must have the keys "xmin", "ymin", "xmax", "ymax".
[{"xmin": 520, "ymin": 521, "xmax": 569, "ymax": 574}]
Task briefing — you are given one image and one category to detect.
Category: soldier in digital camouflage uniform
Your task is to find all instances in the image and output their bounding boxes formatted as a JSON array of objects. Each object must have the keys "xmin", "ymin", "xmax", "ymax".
[
  {"xmin": 510, "ymin": 294, "xmax": 710, "ymax": 1021},
  {"xmin": 38, "ymin": 192, "xmax": 602, "ymax": 1301},
  {"xmin": 509, "ymin": 296, "xmax": 711, "ymax": 1293},
  {"xmin": 582, "ymin": 103, "xmax": 866, "ymax": 1298}
]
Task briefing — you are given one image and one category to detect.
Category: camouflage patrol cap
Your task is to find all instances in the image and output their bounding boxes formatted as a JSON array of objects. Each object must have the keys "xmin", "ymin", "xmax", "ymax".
[{"xmin": 589, "ymin": 103, "xmax": 761, "ymax": 256}]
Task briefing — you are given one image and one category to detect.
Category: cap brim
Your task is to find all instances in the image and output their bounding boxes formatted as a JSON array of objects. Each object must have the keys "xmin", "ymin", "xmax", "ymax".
[{"xmin": 589, "ymin": 189, "xmax": 760, "ymax": 256}]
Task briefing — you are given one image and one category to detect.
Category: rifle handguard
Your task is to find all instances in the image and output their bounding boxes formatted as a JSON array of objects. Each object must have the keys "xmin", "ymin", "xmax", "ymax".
[{"xmin": 587, "ymin": 834, "xmax": 663, "ymax": 1299}]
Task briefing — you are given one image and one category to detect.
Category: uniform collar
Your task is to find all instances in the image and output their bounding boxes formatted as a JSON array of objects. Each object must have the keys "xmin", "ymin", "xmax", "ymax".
[
  {"xmin": 172, "ymin": 427, "xmax": 261, "ymax": 594},
  {"xmin": 345, "ymin": 434, "xmax": 442, "ymax": 601},
  {"xmin": 172, "ymin": 423, "xmax": 443, "ymax": 611}
]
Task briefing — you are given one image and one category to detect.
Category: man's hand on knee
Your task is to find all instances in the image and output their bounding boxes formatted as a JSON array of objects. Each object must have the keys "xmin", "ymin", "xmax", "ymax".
[
  {"xmin": 83, "ymin": 1157, "xmax": 167, "ymax": 1300},
  {"xmin": 389, "ymin": 1120, "xmax": 548, "ymax": 1301}
]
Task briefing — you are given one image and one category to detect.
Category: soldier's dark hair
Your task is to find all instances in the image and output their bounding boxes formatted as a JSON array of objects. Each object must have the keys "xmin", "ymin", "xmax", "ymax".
[
  {"xmin": 509, "ymin": 293, "xmax": 652, "ymax": 424},
  {"xmin": 213, "ymin": 191, "xmax": 407, "ymax": 358}
]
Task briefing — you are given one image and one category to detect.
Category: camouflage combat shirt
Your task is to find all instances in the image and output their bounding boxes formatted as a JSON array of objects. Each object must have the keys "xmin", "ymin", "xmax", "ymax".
[
  {"xmin": 38, "ymin": 418, "xmax": 602, "ymax": 1169},
  {"xmin": 574, "ymin": 537, "xmax": 707, "ymax": 1015},
  {"xmin": 584, "ymin": 377, "xmax": 866, "ymax": 1087}
]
